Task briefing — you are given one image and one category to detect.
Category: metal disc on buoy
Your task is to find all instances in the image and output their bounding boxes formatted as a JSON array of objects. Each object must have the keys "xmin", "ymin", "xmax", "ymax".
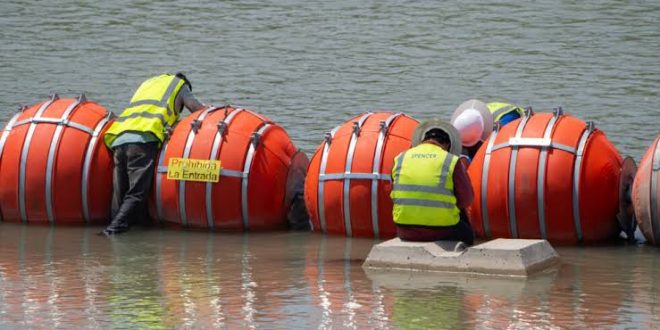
[
  {"xmin": 617, "ymin": 156, "xmax": 637, "ymax": 239},
  {"xmin": 632, "ymin": 135, "xmax": 660, "ymax": 245}
]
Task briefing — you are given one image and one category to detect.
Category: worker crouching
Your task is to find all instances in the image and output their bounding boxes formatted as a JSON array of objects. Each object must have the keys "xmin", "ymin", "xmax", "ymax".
[{"xmin": 390, "ymin": 120, "xmax": 475, "ymax": 245}]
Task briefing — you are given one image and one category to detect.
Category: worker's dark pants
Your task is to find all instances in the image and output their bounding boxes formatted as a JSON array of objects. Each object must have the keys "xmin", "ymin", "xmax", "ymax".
[
  {"xmin": 105, "ymin": 142, "xmax": 159, "ymax": 233},
  {"xmin": 396, "ymin": 211, "xmax": 475, "ymax": 245}
]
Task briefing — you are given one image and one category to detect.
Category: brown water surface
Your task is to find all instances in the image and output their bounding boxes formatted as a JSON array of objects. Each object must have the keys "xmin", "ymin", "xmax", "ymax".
[{"xmin": 0, "ymin": 224, "xmax": 658, "ymax": 329}]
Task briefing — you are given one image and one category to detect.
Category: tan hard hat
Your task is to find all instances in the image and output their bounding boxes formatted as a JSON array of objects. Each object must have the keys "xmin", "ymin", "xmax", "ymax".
[
  {"xmin": 412, "ymin": 119, "xmax": 463, "ymax": 156},
  {"xmin": 450, "ymin": 99, "xmax": 494, "ymax": 147}
]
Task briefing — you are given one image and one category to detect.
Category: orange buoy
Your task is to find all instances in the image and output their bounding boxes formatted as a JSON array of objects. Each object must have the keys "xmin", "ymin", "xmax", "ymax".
[
  {"xmin": 150, "ymin": 106, "xmax": 302, "ymax": 230},
  {"xmin": 632, "ymin": 135, "xmax": 660, "ymax": 245},
  {"xmin": 304, "ymin": 112, "xmax": 419, "ymax": 238},
  {"xmin": 0, "ymin": 94, "xmax": 114, "ymax": 224},
  {"xmin": 468, "ymin": 108, "xmax": 631, "ymax": 244}
]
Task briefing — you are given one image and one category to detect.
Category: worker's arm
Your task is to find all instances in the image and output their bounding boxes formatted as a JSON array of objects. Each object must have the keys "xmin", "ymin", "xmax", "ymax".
[
  {"xmin": 174, "ymin": 85, "xmax": 206, "ymax": 113},
  {"xmin": 452, "ymin": 160, "xmax": 474, "ymax": 210}
]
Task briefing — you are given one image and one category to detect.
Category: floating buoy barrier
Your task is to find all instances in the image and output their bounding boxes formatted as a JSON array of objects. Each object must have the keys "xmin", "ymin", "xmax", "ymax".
[
  {"xmin": 304, "ymin": 112, "xmax": 419, "ymax": 238},
  {"xmin": 150, "ymin": 106, "xmax": 303, "ymax": 230},
  {"xmin": 467, "ymin": 108, "xmax": 635, "ymax": 244},
  {"xmin": 632, "ymin": 135, "xmax": 660, "ymax": 245},
  {"xmin": 0, "ymin": 94, "xmax": 114, "ymax": 224}
]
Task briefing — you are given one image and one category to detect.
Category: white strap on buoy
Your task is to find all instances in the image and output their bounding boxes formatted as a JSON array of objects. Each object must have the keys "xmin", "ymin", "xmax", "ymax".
[
  {"xmin": 178, "ymin": 106, "xmax": 217, "ymax": 226},
  {"xmin": 0, "ymin": 112, "xmax": 22, "ymax": 163},
  {"xmin": 19, "ymin": 94, "xmax": 59, "ymax": 223},
  {"xmin": 155, "ymin": 131, "xmax": 170, "ymax": 223},
  {"xmin": 505, "ymin": 112, "xmax": 532, "ymax": 238},
  {"xmin": 535, "ymin": 108, "xmax": 563, "ymax": 239},
  {"xmin": 369, "ymin": 113, "xmax": 402, "ymax": 238},
  {"xmin": 45, "ymin": 95, "xmax": 86, "ymax": 223},
  {"xmin": 205, "ymin": 108, "xmax": 244, "ymax": 228},
  {"xmin": 571, "ymin": 121, "xmax": 595, "ymax": 242},
  {"xmin": 480, "ymin": 121, "xmax": 501, "ymax": 238},
  {"xmin": 317, "ymin": 125, "xmax": 341, "ymax": 233},
  {"xmin": 81, "ymin": 111, "xmax": 113, "ymax": 223},
  {"xmin": 650, "ymin": 138, "xmax": 660, "ymax": 240},
  {"xmin": 240, "ymin": 123, "xmax": 272, "ymax": 229},
  {"xmin": 341, "ymin": 112, "xmax": 373, "ymax": 237}
]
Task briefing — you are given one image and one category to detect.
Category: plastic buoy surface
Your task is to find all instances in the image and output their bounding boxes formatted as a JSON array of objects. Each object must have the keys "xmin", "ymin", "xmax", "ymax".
[
  {"xmin": 632, "ymin": 135, "xmax": 660, "ymax": 245},
  {"xmin": 150, "ymin": 106, "xmax": 301, "ymax": 230},
  {"xmin": 467, "ymin": 109, "xmax": 626, "ymax": 244},
  {"xmin": 304, "ymin": 112, "xmax": 419, "ymax": 238},
  {"xmin": 0, "ymin": 94, "xmax": 114, "ymax": 224}
]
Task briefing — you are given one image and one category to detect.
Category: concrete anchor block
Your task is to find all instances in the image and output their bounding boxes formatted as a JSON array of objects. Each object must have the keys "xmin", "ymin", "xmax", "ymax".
[{"xmin": 363, "ymin": 238, "xmax": 559, "ymax": 277}]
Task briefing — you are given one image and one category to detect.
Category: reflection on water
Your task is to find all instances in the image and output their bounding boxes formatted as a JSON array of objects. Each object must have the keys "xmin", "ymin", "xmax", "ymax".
[{"xmin": 0, "ymin": 224, "xmax": 658, "ymax": 329}]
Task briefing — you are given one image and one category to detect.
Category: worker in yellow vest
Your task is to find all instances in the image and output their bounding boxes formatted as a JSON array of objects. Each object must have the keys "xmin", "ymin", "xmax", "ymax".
[
  {"xmin": 486, "ymin": 101, "xmax": 525, "ymax": 125},
  {"xmin": 450, "ymin": 99, "xmax": 525, "ymax": 159},
  {"xmin": 391, "ymin": 120, "xmax": 475, "ymax": 244},
  {"xmin": 101, "ymin": 73, "xmax": 205, "ymax": 235}
]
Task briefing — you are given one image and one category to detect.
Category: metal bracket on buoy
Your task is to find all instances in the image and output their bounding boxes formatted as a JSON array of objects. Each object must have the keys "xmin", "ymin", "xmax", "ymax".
[
  {"xmin": 92, "ymin": 112, "xmax": 114, "ymax": 138},
  {"xmin": 217, "ymin": 121, "xmax": 228, "ymax": 136},
  {"xmin": 251, "ymin": 131, "xmax": 261, "ymax": 147},
  {"xmin": 352, "ymin": 121, "xmax": 361, "ymax": 137},
  {"xmin": 493, "ymin": 121, "xmax": 502, "ymax": 132},
  {"xmin": 571, "ymin": 120, "xmax": 598, "ymax": 241},
  {"xmin": 524, "ymin": 106, "xmax": 534, "ymax": 116},
  {"xmin": 191, "ymin": 119, "xmax": 202, "ymax": 134},
  {"xmin": 164, "ymin": 126, "xmax": 173, "ymax": 140},
  {"xmin": 77, "ymin": 93, "xmax": 87, "ymax": 103},
  {"xmin": 49, "ymin": 93, "xmax": 60, "ymax": 101},
  {"xmin": 379, "ymin": 120, "xmax": 388, "ymax": 134},
  {"xmin": 553, "ymin": 106, "xmax": 564, "ymax": 117},
  {"xmin": 586, "ymin": 121, "xmax": 595, "ymax": 133},
  {"xmin": 324, "ymin": 132, "xmax": 332, "ymax": 145}
]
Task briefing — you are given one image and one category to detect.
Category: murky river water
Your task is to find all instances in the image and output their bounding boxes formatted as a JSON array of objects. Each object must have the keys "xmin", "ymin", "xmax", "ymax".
[
  {"xmin": 0, "ymin": 224, "xmax": 659, "ymax": 329},
  {"xmin": 1, "ymin": 0, "xmax": 660, "ymax": 328}
]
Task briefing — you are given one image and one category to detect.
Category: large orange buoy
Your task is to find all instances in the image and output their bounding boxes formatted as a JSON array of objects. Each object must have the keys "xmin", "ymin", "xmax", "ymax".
[
  {"xmin": 150, "ymin": 105, "xmax": 303, "ymax": 230},
  {"xmin": 0, "ymin": 94, "xmax": 114, "ymax": 224},
  {"xmin": 304, "ymin": 112, "xmax": 419, "ymax": 238},
  {"xmin": 632, "ymin": 135, "xmax": 660, "ymax": 245},
  {"xmin": 468, "ymin": 108, "xmax": 633, "ymax": 244}
]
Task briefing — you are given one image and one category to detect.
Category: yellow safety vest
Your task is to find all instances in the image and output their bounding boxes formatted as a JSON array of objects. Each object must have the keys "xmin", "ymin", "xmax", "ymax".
[
  {"xmin": 104, "ymin": 74, "xmax": 186, "ymax": 147},
  {"xmin": 487, "ymin": 102, "xmax": 525, "ymax": 122},
  {"xmin": 391, "ymin": 143, "xmax": 460, "ymax": 227}
]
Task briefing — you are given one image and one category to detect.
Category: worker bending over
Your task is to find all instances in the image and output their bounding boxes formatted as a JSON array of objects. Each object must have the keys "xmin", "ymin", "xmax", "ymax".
[
  {"xmin": 450, "ymin": 99, "xmax": 525, "ymax": 160},
  {"xmin": 390, "ymin": 120, "xmax": 475, "ymax": 245},
  {"xmin": 102, "ymin": 73, "xmax": 205, "ymax": 235}
]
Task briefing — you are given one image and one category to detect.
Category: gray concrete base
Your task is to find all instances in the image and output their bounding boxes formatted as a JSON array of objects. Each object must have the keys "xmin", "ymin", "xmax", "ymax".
[{"xmin": 363, "ymin": 238, "xmax": 559, "ymax": 276}]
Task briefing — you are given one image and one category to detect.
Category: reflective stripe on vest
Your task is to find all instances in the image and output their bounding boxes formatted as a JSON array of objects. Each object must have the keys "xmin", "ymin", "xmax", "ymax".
[
  {"xmin": 390, "ymin": 143, "xmax": 460, "ymax": 227},
  {"xmin": 104, "ymin": 74, "xmax": 185, "ymax": 147},
  {"xmin": 487, "ymin": 102, "xmax": 525, "ymax": 122}
]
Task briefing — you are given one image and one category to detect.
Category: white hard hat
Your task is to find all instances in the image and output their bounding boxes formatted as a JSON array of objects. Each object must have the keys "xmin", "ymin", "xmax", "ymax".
[{"xmin": 450, "ymin": 99, "xmax": 493, "ymax": 147}]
